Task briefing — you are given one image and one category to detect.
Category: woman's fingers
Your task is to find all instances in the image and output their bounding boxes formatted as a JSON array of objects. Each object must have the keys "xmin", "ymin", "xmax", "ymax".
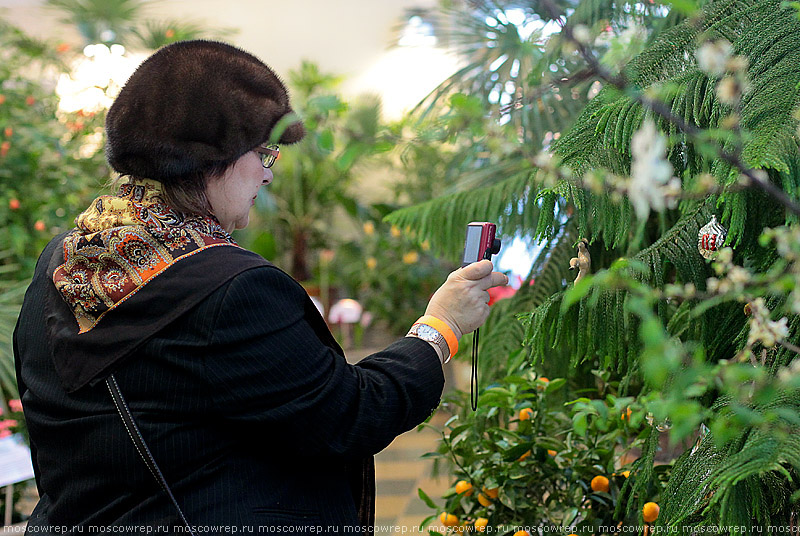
[
  {"xmin": 483, "ymin": 271, "xmax": 509, "ymax": 290},
  {"xmin": 459, "ymin": 259, "xmax": 494, "ymax": 280},
  {"xmin": 459, "ymin": 260, "xmax": 509, "ymax": 289}
]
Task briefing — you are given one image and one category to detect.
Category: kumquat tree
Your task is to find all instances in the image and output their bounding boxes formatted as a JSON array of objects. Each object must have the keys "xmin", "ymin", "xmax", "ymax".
[{"xmin": 386, "ymin": 0, "xmax": 800, "ymax": 532}]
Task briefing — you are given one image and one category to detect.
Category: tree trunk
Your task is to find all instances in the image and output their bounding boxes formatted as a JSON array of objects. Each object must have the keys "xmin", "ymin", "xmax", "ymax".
[{"xmin": 291, "ymin": 228, "xmax": 311, "ymax": 282}]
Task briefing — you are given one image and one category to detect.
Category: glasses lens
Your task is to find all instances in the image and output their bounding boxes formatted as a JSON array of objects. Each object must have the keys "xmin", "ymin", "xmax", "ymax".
[{"xmin": 260, "ymin": 145, "xmax": 279, "ymax": 168}]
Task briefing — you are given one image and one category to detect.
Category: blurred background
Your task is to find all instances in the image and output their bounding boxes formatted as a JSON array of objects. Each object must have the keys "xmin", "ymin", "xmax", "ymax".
[
  {"xmin": 0, "ymin": 0, "xmax": 545, "ymax": 357},
  {"xmin": 0, "ymin": 0, "xmax": 458, "ymax": 120}
]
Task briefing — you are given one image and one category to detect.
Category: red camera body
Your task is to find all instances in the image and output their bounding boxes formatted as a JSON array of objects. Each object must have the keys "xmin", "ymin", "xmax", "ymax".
[{"xmin": 462, "ymin": 222, "xmax": 502, "ymax": 267}]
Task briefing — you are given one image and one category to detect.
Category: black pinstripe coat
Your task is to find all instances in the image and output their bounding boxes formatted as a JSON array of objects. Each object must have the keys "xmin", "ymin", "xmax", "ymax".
[{"xmin": 13, "ymin": 235, "xmax": 445, "ymax": 534}]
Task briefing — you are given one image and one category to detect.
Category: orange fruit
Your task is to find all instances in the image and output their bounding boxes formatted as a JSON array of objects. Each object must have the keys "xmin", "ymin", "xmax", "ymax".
[
  {"xmin": 455, "ymin": 480, "xmax": 474, "ymax": 496},
  {"xmin": 439, "ymin": 512, "xmax": 458, "ymax": 527},
  {"xmin": 514, "ymin": 531, "xmax": 531, "ymax": 536},
  {"xmin": 482, "ymin": 486, "xmax": 499, "ymax": 499},
  {"xmin": 477, "ymin": 493, "xmax": 493, "ymax": 507},
  {"xmin": 590, "ymin": 475, "xmax": 610, "ymax": 493},
  {"xmin": 643, "ymin": 502, "xmax": 660, "ymax": 523},
  {"xmin": 518, "ymin": 449, "xmax": 532, "ymax": 461},
  {"xmin": 474, "ymin": 518, "xmax": 488, "ymax": 532},
  {"xmin": 536, "ymin": 377, "xmax": 550, "ymax": 390},
  {"xmin": 402, "ymin": 251, "xmax": 420, "ymax": 264},
  {"xmin": 519, "ymin": 407, "xmax": 534, "ymax": 421},
  {"xmin": 547, "ymin": 449, "xmax": 557, "ymax": 457}
]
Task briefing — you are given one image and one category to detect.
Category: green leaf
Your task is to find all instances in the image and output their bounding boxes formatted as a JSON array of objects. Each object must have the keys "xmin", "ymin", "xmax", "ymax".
[
  {"xmin": 562, "ymin": 275, "xmax": 594, "ymax": 310},
  {"xmin": 317, "ymin": 129, "xmax": 334, "ymax": 152},
  {"xmin": 374, "ymin": 140, "xmax": 394, "ymax": 153},
  {"xmin": 418, "ymin": 488, "xmax": 438, "ymax": 509},
  {"xmin": 669, "ymin": 0, "xmax": 700, "ymax": 15},
  {"xmin": 336, "ymin": 144, "xmax": 362, "ymax": 171},
  {"xmin": 419, "ymin": 516, "xmax": 436, "ymax": 531},
  {"xmin": 545, "ymin": 378, "xmax": 567, "ymax": 393},
  {"xmin": 573, "ymin": 413, "xmax": 588, "ymax": 437}
]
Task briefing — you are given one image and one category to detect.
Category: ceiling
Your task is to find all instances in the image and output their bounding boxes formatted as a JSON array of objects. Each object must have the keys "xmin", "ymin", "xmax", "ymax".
[{"xmin": 0, "ymin": 0, "xmax": 457, "ymax": 118}]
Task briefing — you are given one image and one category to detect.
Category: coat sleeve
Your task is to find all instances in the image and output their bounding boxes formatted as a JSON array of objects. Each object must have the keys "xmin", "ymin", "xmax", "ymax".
[{"xmin": 204, "ymin": 265, "xmax": 445, "ymax": 459}]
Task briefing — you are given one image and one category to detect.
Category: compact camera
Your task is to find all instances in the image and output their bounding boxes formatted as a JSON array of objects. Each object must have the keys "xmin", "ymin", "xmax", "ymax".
[{"xmin": 462, "ymin": 222, "xmax": 502, "ymax": 267}]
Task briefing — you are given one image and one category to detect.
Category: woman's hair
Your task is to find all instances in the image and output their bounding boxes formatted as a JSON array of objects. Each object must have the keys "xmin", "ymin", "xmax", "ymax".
[
  {"xmin": 110, "ymin": 160, "xmax": 234, "ymax": 218},
  {"xmin": 160, "ymin": 161, "xmax": 232, "ymax": 217}
]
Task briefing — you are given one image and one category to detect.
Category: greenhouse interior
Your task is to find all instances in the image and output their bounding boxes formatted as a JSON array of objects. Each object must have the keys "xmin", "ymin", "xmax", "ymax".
[{"xmin": 1, "ymin": 0, "xmax": 800, "ymax": 534}]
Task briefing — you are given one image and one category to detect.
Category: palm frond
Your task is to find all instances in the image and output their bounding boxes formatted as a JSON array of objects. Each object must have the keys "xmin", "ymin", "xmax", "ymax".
[{"xmin": 130, "ymin": 19, "xmax": 237, "ymax": 50}]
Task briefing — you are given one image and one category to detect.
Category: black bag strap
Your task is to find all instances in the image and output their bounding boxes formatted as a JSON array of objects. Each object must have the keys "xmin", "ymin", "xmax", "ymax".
[{"xmin": 106, "ymin": 374, "xmax": 196, "ymax": 536}]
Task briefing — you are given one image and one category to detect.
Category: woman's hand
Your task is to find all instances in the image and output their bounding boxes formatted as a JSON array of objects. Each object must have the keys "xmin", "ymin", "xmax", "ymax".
[{"xmin": 424, "ymin": 259, "xmax": 509, "ymax": 339}]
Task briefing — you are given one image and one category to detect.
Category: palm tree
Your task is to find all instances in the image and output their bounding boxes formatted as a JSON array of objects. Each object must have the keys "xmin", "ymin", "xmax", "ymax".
[{"xmin": 247, "ymin": 61, "xmax": 389, "ymax": 281}]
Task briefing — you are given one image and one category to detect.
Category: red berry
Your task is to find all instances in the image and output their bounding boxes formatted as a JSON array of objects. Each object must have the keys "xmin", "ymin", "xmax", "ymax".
[
  {"xmin": 25, "ymin": 96, "xmax": 35, "ymax": 106},
  {"xmin": 3, "ymin": 127, "xmax": 11, "ymax": 138},
  {"xmin": 9, "ymin": 198, "xmax": 20, "ymax": 210},
  {"xmin": 34, "ymin": 220, "xmax": 46, "ymax": 232}
]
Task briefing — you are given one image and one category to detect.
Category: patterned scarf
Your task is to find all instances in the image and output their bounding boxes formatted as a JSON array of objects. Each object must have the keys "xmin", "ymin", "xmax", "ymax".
[{"xmin": 53, "ymin": 179, "xmax": 237, "ymax": 333}]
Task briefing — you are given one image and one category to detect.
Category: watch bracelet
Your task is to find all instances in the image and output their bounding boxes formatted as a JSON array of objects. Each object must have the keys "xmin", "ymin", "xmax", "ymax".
[{"xmin": 407, "ymin": 324, "xmax": 451, "ymax": 364}]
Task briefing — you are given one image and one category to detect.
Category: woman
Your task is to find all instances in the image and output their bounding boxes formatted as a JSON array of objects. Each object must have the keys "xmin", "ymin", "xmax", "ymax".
[{"xmin": 13, "ymin": 40, "xmax": 507, "ymax": 534}]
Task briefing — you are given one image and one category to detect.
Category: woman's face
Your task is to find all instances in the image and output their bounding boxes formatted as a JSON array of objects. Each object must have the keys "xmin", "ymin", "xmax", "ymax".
[{"xmin": 205, "ymin": 150, "xmax": 273, "ymax": 233}]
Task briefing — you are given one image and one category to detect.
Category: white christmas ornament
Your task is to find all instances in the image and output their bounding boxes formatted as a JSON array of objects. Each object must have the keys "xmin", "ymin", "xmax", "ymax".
[{"xmin": 698, "ymin": 215, "xmax": 727, "ymax": 259}]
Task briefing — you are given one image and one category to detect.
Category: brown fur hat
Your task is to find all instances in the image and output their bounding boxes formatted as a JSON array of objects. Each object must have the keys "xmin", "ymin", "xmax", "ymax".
[{"xmin": 105, "ymin": 40, "xmax": 304, "ymax": 181}]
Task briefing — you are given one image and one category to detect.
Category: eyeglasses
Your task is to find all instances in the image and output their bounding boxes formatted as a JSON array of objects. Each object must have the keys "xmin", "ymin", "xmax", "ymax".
[{"xmin": 254, "ymin": 144, "xmax": 280, "ymax": 168}]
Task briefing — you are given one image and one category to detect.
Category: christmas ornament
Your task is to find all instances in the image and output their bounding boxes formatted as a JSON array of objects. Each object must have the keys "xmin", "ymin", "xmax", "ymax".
[
  {"xmin": 645, "ymin": 412, "xmax": 672, "ymax": 432},
  {"xmin": 690, "ymin": 423, "xmax": 710, "ymax": 455},
  {"xmin": 655, "ymin": 417, "xmax": 672, "ymax": 433},
  {"xmin": 569, "ymin": 239, "xmax": 591, "ymax": 283},
  {"xmin": 698, "ymin": 215, "xmax": 727, "ymax": 259}
]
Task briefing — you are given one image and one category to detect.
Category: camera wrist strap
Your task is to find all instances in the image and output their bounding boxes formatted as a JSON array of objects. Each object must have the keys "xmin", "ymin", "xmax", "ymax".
[
  {"xmin": 471, "ymin": 329, "xmax": 479, "ymax": 411},
  {"xmin": 106, "ymin": 374, "xmax": 196, "ymax": 536}
]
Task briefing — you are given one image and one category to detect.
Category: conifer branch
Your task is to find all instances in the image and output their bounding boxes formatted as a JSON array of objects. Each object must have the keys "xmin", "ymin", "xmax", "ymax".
[{"xmin": 540, "ymin": 0, "xmax": 800, "ymax": 217}]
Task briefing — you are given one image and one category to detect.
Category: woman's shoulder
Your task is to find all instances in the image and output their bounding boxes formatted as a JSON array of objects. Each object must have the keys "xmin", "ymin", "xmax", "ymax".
[
  {"xmin": 196, "ymin": 245, "xmax": 297, "ymax": 285},
  {"xmin": 194, "ymin": 243, "xmax": 273, "ymax": 269}
]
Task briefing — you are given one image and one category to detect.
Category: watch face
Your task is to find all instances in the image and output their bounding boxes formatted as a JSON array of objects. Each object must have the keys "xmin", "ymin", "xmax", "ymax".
[{"xmin": 416, "ymin": 324, "xmax": 440, "ymax": 341}]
